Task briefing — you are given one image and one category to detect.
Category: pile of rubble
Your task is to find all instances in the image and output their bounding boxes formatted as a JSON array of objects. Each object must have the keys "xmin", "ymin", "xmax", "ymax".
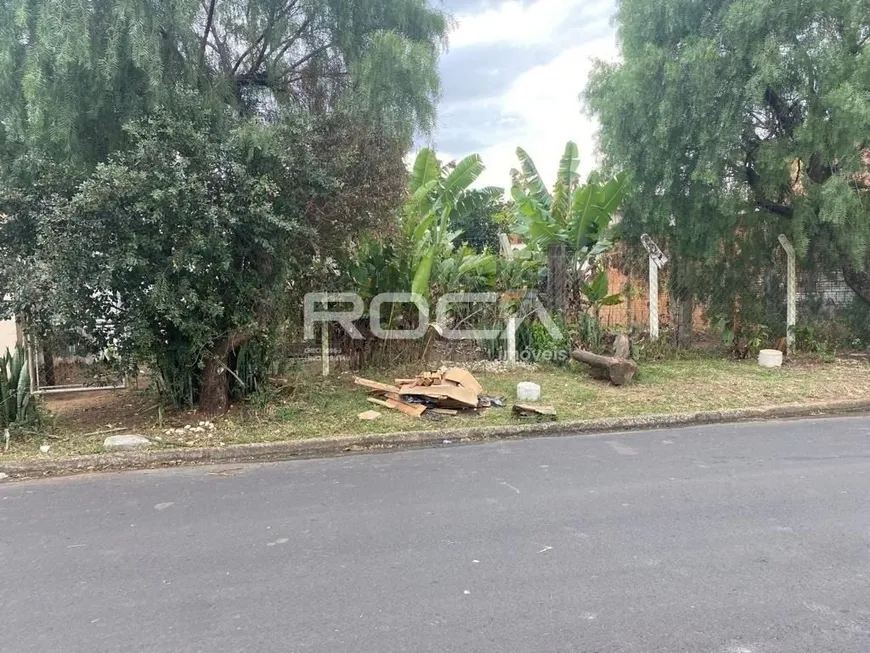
[{"xmin": 354, "ymin": 367, "xmax": 504, "ymax": 420}]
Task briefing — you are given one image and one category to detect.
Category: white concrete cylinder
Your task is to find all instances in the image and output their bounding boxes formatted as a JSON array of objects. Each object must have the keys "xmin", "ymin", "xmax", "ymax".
[{"xmin": 758, "ymin": 349, "xmax": 783, "ymax": 368}]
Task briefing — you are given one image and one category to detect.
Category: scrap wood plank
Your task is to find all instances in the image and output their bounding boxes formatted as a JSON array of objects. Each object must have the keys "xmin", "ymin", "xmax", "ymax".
[
  {"xmin": 512, "ymin": 403, "xmax": 557, "ymax": 419},
  {"xmin": 398, "ymin": 383, "xmax": 478, "ymax": 408},
  {"xmin": 393, "ymin": 378, "xmax": 417, "ymax": 386},
  {"xmin": 431, "ymin": 408, "xmax": 459, "ymax": 416},
  {"xmin": 367, "ymin": 397, "xmax": 426, "ymax": 418},
  {"xmin": 442, "ymin": 367, "xmax": 484, "ymax": 395},
  {"xmin": 354, "ymin": 377, "xmax": 401, "ymax": 394}
]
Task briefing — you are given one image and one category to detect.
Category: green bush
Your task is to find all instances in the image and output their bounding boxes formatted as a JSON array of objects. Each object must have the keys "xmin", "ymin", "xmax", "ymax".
[{"xmin": 843, "ymin": 298, "xmax": 870, "ymax": 349}]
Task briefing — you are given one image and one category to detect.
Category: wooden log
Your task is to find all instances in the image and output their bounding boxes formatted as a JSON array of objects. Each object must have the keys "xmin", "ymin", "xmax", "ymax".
[
  {"xmin": 613, "ymin": 333, "xmax": 631, "ymax": 360},
  {"xmin": 570, "ymin": 349, "xmax": 637, "ymax": 386}
]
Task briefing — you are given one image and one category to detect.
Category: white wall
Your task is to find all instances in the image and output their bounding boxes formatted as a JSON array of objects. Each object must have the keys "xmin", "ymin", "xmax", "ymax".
[{"xmin": 0, "ymin": 317, "xmax": 20, "ymax": 354}]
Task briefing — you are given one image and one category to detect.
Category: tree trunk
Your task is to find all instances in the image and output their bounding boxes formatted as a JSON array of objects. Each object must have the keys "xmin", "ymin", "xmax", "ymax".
[
  {"xmin": 547, "ymin": 243, "xmax": 567, "ymax": 312},
  {"xmin": 199, "ymin": 356, "xmax": 230, "ymax": 416},
  {"xmin": 671, "ymin": 293, "xmax": 693, "ymax": 347},
  {"xmin": 198, "ymin": 331, "xmax": 250, "ymax": 415},
  {"xmin": 670, "ymin": 258, "xmax": 694, "ymax": 347},
  {"xmin": 570, "ymin": 349, "xmax": 637, "ymax": 386},
  {"xmin": 842, "ymin": 262, "xmax": 870, "ymax": 307},
  {"xmin": 39, "ymin": 339, "xmax": 56, "ymax": 387}
]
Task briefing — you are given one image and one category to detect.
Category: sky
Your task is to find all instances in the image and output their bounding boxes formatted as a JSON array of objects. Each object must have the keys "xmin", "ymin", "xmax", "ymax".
[{"xmin": 427, "ymin": 0, "xmax": 620, "ymax": 189}]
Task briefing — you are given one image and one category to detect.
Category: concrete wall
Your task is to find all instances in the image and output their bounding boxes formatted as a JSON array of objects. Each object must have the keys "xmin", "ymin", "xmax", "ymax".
[{"xmin": 0, "ymin": 317, "xmax": 19, "ymax": 354}]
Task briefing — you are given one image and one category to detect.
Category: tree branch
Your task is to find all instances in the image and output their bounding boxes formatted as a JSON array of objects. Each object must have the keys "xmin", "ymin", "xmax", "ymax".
[
  {"xmin": 232, "ymin": 0, "xmax": 301, "ymax": 74},
  {"xmin": 200, "ymin": 0, "xmax": 218, "ymax": 70},
  {"xmin": 277, "ymin": 41, "xmax": 334, "ymax": 80},
  {"xmin": 270, "ymin": 16, "xmax": 317, "ymax": 69},
  {"xmin": 755, "ymin": 198, "xmax": 794, "ymax": 217},
  {"xmin": 764, "ymin": 87, "xmax": 798, "ymax": 138}
]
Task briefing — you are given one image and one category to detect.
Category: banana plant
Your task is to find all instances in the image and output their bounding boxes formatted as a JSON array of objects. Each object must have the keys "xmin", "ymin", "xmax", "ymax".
[
  {"xmin": 432, "ymin": 245, "xmax": 498, "ymax": 294},
  {"xmin": 580, "ymin": 269, "xmax": 623, "ymax": 317},
  {"xmin": 404, "ymin": 148, "xmax": 500, "ymax": 297},
  {"xmin": 510, "ymin": 141, "xmax": 629, "ymax": 259}
]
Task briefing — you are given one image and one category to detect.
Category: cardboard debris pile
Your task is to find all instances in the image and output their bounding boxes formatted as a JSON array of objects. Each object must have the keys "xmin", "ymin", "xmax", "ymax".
[{"xmin": 354, "ymin": 367, "xmax": 503, "ymax": 419}]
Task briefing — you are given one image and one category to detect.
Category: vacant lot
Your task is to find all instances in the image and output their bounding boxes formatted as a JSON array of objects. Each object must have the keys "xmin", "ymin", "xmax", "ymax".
[{"xmin": 3, "ymin": 356, "xmax": 869, "ymax": 460}]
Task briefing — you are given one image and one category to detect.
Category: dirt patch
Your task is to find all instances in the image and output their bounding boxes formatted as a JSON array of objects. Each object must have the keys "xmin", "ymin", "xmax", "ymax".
[{"xmin": 41, "ymin": 389, "xmax": 198, "ymax": 435}]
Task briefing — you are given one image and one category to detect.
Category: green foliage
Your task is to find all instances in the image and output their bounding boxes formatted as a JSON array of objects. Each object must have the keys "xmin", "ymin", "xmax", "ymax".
[
  {"xmin": 0, "ymin": 346, "xmax": 35, "ymax": 429},
  {"xmin": 32, "ymin": 102, "xmax": 404, "ymax": 408},
  {"xmin": 511, "ymin": 141, "xmax": 629, "ymax": 260},
  {"xmin": 843, "ymin": 298, "xmax": 870, "ymax": 348},
  {"xmin": 585, "ymin": 0, "xmax": 870, "ymax": 313},
  {"xmin": 516, "ymin": 317, "xmax": 569, "ymax": 365},
  {"xmin": 569, "ymin": 313, "xmax": 604, "ymax": 353},
  {"xmin": 579, "ymin": 270, "xmax": 623, "ymax": 317},
  {"xmin": 375, "ymin": 147, "xmax": 495, "ymax": 298},
  {"xmin": 712, "ymin": 315, "xmax": 772, "ymax": 358},
  {"xmin": 0, "ymin": 0, "xmax": 447, "ymax": 409},
  {"xmin": 792, "ymin": 324, "xmax": 837, "ymax": 356},
  {"xmin": 0, "ymin": 0, "xmax": 448, "ymax": 162},
  {"xmin": 451, "ymin": 189, "xmax": 509, "ymax": 253}
]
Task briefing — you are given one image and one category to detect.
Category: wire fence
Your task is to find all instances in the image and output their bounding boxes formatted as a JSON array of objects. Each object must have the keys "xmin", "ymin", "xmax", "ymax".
[{"xmin": 598, "ymin": 240, "xmax": 864, "ymax": 349}]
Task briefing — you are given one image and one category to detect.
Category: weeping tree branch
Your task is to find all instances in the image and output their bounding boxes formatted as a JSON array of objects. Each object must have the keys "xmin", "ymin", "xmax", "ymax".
[
  {"xmin": 233, "ymin": 0, "xmax": 302, "ymax": 74},
  {"xmin": 200, "ymin": 0, "xmax": 218, "ymax": 69}
]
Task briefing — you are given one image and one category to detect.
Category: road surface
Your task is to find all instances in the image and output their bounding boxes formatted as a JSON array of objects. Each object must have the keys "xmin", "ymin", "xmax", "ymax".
[{"xmin": 3, "ymin": 417, "xmax": 870, "ymax": 652}]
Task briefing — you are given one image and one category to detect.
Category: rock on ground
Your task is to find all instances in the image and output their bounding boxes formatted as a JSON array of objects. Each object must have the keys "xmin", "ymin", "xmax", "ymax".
[{"xmin": 103, "ymin": 435, "xmax": 153, "ymax": 451}]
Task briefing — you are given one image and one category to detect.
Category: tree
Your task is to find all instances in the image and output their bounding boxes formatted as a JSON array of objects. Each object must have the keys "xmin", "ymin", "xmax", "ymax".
[
  {"xmin": 585, "ymin": 0, "xmax": 870, "ymax": 330},
  {"xmin": 510, "ymin": 141, "xmax": 628, "ymax": 310},
  {"xmin": 450, "ymin": 190, "xmax": 509, "ymax": 253},
  {"xmin": 36, "ymin": 101, "xmax": 406, "ymax": 412},
  {"xmin": 0, "ymin": 0, "xmax": 448, "ymax": 162},
  {"xmin": 0, "ymin": 0, "xmax": 447, "ymax": 410}
]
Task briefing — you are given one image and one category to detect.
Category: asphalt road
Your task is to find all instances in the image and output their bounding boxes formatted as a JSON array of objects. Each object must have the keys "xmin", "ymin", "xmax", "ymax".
[{"xmin": 3, "ymin": 417, "xmax": 870, "ymax": 653}]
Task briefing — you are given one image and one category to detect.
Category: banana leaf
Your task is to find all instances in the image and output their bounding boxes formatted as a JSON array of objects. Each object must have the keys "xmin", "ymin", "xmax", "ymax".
[
  {"xmin": 551, "ymin": 141, "xmax": 580, "ymax": 224},
  {"xmin": 410, "ymin": 148, "xmax": 440, "ymax": 193},
  {"xmin": 515, "ymin": 147, "xmax": 552, "ymax": 208},
  {"xmin": 439, "ymin": 155, "xmax": 484, "ymax": 209},
  {"xmin": 412, "ymin": 249, "xmax": 436, "ymax": 298}
]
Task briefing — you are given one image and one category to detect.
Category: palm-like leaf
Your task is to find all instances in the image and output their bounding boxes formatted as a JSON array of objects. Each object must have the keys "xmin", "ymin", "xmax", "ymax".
[
  {"xmin": 598, "ymin": 171, "xmax": 630, "ymax": 214},
  {"xmin": 410, "ymin": 148, "xmax": 440, "ymax": 193},
  {"xmin": 568, "ymin": 185, "xmax": 607, "ymax": 251},
  {"xmin": 511, "ymin": 185, "xmax": 541, "ymax": 220},
  {"xmin": 439, "ymin": 154, "xmax": 484, "ymax": 208},
  {"xmin": 515, "ymin": 147, "xmax": 551, "ymax": 208},
  {"xmin": 551, "ymin": 141, "xmax": 580, "ymax": 225},
  {"xmin": 511, "ymin": 184, "xmax": 561, "ymax": 247},
  {"xmin": 412, "ymin": 249, "xmax": 436, "ymax": 297}
]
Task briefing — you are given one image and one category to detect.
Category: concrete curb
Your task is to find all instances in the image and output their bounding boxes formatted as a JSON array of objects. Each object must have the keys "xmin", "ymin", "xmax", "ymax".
[{"xmin": 2, "ymin": 399, "xmax": 870, "ymax": 480}]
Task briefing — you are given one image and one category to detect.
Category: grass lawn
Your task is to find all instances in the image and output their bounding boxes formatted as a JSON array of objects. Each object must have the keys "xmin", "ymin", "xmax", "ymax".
[{"xmin": 3, "ymin": 355, "xmax": 870, "ymax": 461}]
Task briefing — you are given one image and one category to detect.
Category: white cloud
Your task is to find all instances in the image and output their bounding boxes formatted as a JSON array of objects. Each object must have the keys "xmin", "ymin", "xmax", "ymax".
[
  {"xmin": 449, "ymin": 0, "xmax": 585, "ymax": 49},
  {"xmin": 433, "ymin": 0, "xmax": 620, "ymax": 191},
  {"xmin": 471, "ymin": 37, "xmax": 619, "ymax": 189}
]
